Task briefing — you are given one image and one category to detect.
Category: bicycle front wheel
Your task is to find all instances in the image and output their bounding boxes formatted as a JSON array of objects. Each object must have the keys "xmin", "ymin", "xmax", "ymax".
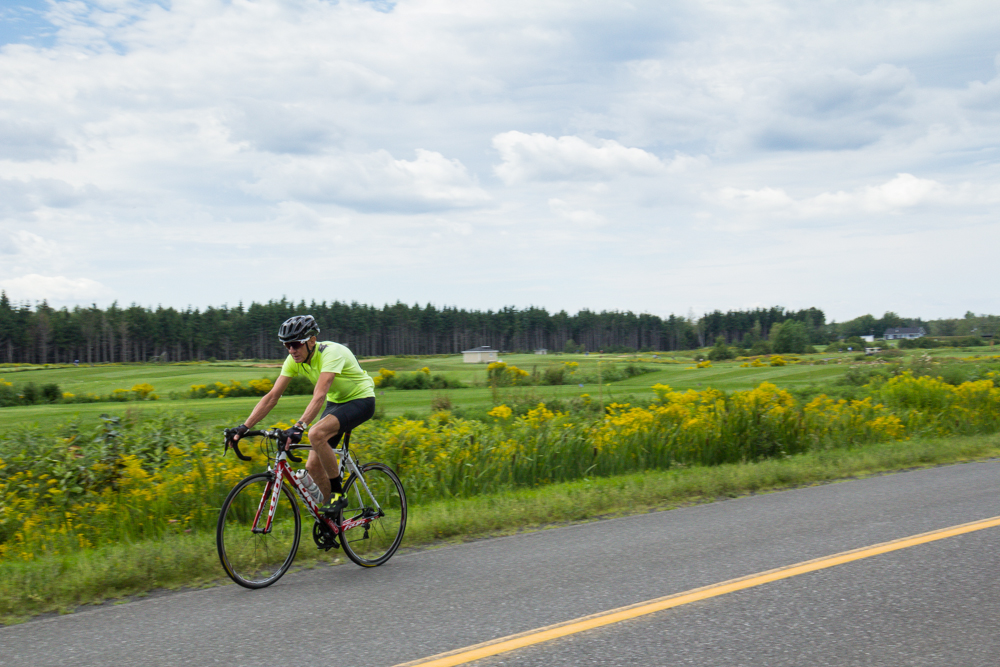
[
  {"xmin": 217, "ymin": 472, "xmax": 301, "ymax": 588},
  {"xmin": 340, "ymin": 462, "xmax": 407, "ymax": 567}
]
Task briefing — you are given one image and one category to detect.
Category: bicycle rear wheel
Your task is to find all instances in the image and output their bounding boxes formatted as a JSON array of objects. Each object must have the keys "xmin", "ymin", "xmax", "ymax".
[
  {"xmin": 217, "ymin": 472, "xmax": 301, "ymax": 588},
  {"xmin": 340, "ymin": 462, "xmax": 407, "ymax": 567}
]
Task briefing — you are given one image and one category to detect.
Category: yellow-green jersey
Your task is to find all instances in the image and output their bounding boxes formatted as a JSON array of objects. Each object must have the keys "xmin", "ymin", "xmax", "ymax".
[{"xmin": 279, "ymin": 341, "xmax": 375, "ymax": 403}]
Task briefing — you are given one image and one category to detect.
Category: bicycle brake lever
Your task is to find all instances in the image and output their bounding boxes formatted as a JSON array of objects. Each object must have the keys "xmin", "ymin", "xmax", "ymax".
[
  {"xmin": 277, "ymin": 433, "xmax": 303, "ymax": 463},
  {"xmin": 284, "ymin": 438, "xmax": 303, "ymax": 463},
  {"xmin": 231, "ymin": 440, "xmax": 253, "ymax": 461},
  {"xmin": 223, "ymin": 428, "xmax": 253, "ymax": 461}
]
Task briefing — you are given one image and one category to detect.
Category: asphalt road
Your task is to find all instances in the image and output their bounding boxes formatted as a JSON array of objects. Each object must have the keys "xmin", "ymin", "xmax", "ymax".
[{"xmin": 3, "ymin": 460, "xmax": 999, "ymax": 667}]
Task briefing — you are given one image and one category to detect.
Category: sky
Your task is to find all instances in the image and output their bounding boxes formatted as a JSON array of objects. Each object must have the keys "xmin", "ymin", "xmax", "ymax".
[{"xmin": 0, "ymin": 0, "xmax": 998, "ymax": 323}]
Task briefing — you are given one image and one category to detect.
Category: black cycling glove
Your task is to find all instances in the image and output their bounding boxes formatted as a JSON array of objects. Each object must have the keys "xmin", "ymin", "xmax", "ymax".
[{"xmin": 227, "ymin": 423, "xmax": 249, "ymax": 445}]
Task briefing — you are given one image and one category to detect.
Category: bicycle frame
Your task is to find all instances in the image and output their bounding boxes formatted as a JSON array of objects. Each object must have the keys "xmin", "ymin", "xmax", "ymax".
[{"xmin": 240, "ymin": 431, "xmax": 382, "ymax": 540}]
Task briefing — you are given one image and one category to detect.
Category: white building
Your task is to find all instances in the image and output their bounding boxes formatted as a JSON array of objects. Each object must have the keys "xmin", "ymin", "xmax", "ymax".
[
  {"xmin": 884, "ymin": 327, "xmax": 925, "ymax": 340},
  {"xmin": 462, "ymin": 346, "xmax": 498, "ymax": 363}
]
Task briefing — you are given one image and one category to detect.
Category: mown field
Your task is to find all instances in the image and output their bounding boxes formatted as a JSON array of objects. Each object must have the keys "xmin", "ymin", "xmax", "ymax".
[{"xmin": 6, "ymin": 348, "xmax": 987, "ymax": 430}]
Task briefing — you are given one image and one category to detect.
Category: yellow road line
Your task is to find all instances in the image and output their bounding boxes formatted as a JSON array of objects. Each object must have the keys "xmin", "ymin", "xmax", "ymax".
[{"xmin": 396, "ymin": 515, "xmax": 1000, "ymax": 667}]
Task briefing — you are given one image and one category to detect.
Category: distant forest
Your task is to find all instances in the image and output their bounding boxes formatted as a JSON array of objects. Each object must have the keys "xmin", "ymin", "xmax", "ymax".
[{"xmin": 0, "ymin": 292, "xmax": 995, "ymax": 364}]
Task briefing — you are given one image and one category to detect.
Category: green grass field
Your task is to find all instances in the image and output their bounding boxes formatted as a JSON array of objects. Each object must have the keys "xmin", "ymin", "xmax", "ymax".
[
  {"xmin": 0, "ymin": 361, "xmax": 285, "ymax": 395},
  {"xmin": 2, "ymin": 347, "xmax": 995, "ymax": 430}
]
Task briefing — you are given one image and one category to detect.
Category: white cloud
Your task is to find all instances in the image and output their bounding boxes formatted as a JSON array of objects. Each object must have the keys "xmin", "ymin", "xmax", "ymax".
[
  {"xmin": 717, "ymin": 186, "xmax": 794, "ymax": 211},
  {"xmin": 1, "ymin": 230, "xmax": 61, "ymax": 258},
  {"xmin": 0, "ymin": 178, "xmax": 94, "ymax": 214},
  {"xmin": 716, "ymin": 174, "xmax": 968, "ymax": 218},
  {"xmin": 0, "ymin": 274, "xmax": 108, "ymax": 302},
  {"xmin": 548, "ymin": 198, "xmax": 607, "ymax": 227},
  {"xmin": 847, "ymin": 173, "xmax": 948, "ymax": 213},
  {"xmin": 746, "ymin": 64, "xmax": 919, "ymax": 151},
  {"xmin": 493, "ymin": 131, "xmax": 665, "ymax": 184},
  {"xmin": 270, "ymin": 201, "xmax": 349, "ymax": 231},
  {"xmin": 247, "ymin": 149, "xmax": 490, "ymax": 212}
]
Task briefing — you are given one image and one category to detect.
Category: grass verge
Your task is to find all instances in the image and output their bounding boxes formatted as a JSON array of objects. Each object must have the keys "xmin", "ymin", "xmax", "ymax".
[{"xmin": 3, "ymin": 431, "xmax": 999, "ymax": 625}]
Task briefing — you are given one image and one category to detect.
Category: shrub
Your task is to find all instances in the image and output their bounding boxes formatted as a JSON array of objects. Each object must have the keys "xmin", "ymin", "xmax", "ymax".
[
  {"xmin": 431, "ymin": 374, "xmax": 462, "ymax": 389},
  {"xmin": 21, "ymin": 383, "xmax": 38, "ymax": 405},
  {"xmin": 374, "ymin": 368, "xmax": 461, "ymax": 391},
  {"xmin": 624, "ymin": 363, "xmax": 650, "ymax": 377},
  {"xmin": 827, "ymin": 337, "xmax": 867, "ymax": 352},
  {"xmin": 899, "ymin": 338, "xmax": 936, "ymax": 349},
  {"xmin": 372, "ymin": 368, "xmax": 396, "ymax": 388},
  {"xmin": 487, "ymin": 362, "xmax": 530, "ymax": 387},
  {"xmin": 284, "ymin": 375, "xmax": 314, "ymax": 395},
  {"xmin": 838, "ymin": 363, "xmax": 899, "ymax": 387},
  {"xmin": 430, "ymin": 394, "xmax": 453, "ymax": 412},
  {"xmin": 394, "ymin": 372, "xmax": 432, "ymax": 390},
  {"xmin": 40, "ymin": 383, "xmax": 61, "ymax": 404},
  {"xmin": 708, "ymin": 336, "xmax": 735, "ymax": 361},
  {"xmin": 188, "ymin": 378, "xmax": 272, "ymax": 399},
  {"xmin": 542, "ymin": 366, "xmax": 565, "ymax": 385},
  {"xmin": 0, "ymin": 379, "xmax": 15, "ymax": 407}
]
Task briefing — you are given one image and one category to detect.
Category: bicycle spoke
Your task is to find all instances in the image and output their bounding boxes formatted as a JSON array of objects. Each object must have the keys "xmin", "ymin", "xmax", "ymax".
[
  {"xmin": 217, "ymin": 473, "xmax": 301, "ymax": 588},
  {"xmin": 340, "ymin": 463, "xmax": 406, "ymax": 567}
]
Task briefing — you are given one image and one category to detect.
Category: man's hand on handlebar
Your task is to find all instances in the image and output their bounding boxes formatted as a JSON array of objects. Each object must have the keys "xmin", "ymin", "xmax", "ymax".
[
  {"xmin": 226, "ymin": 423, "xmax": 249, "ymax": 446},
  {"xmin": 277, "ymin": 424, "xmax": 305, "ymax": 451},
  {"xmin": 224, "ymin": 424, "xmax": 254, "ymax": 461}
]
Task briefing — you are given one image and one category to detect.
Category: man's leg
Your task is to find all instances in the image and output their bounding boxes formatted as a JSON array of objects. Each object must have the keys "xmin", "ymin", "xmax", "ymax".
[{"xmin": 305, "ymin": 413, "xmax": 341, "ymax": 502}]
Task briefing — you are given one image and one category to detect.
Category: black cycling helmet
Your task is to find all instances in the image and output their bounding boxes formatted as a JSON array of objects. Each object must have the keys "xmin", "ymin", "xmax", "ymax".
[{"xmin": 278, "ymin": 315, "xmax": 320, "ymax": 343}]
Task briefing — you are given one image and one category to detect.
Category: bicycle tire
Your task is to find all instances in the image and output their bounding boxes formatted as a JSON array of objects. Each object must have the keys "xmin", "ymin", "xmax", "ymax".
[
  {"xmin": 217, "ymin": 472, "xmax": 301, "ymax": 588},
  {"xmin": 340, "ymin": 462, "xmax": 407, "ymax": 567}
]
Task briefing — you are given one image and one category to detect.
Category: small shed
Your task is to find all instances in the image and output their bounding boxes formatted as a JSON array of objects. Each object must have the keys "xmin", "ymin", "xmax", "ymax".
[
  {"xmin": 462, "ymin": 346, "xmax": 498, "ymax": 363},
  {"xmin": 534, "ymin": 348, "xmax": 548, "ymax": 355}
]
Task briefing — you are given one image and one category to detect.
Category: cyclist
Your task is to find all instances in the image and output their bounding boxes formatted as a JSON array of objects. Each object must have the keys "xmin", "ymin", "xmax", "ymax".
[{"xmin": 229, "ymin": 315, "xmax": 375, "ymax": 512}]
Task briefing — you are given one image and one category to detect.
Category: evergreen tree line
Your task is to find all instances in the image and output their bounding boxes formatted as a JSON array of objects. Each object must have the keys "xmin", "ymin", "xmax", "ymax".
[{"xmin": 0, "ymin": 291, "xmax": 991, "ymax": 364}]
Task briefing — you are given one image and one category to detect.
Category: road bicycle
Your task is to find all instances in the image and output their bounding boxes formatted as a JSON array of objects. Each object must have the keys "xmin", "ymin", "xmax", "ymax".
[{"xmin": 217, "ymin": 427, "xmax": 407, "ymax": 589}]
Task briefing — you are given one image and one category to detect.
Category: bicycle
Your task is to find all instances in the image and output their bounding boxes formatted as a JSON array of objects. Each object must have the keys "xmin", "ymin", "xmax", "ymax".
[{"xmin": 217, "ymin": 427, "xmax": 407, "ymax": 589}]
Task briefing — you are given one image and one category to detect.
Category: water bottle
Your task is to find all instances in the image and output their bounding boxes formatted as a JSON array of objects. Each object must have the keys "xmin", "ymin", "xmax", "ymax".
[{"xmin": 294, "ymin": 470, "xmax": 323, "ymax": 505}]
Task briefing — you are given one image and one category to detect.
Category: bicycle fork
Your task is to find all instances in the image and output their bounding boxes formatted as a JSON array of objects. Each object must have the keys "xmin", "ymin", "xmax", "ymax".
[{"xmin": 251, "ymin": 474, "xmax": 283, "ymax": 534}]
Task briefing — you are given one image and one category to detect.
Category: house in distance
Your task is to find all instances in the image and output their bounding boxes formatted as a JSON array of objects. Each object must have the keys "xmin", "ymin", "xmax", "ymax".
[
  {"xmin": 462, "ymin": 346, "xmax": 498, "ymax": 363},
  {"xmin": 884, "ymin": 327, "xmax": 926, "ymax": 340}
]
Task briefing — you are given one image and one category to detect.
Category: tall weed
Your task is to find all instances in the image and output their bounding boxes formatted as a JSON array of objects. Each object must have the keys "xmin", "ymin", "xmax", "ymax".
[{"xmin": 4, "ymin": 372, "xmax": 1000, "ymax": 565}]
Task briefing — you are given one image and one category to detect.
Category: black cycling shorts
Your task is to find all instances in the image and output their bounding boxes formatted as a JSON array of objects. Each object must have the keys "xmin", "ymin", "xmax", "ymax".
[{"xmin": 318, "ymin": 397, "xmax": 376, "ymax": 447}]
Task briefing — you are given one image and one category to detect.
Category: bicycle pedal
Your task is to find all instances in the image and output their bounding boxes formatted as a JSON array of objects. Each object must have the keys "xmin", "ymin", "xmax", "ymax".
[
  {"xmin": 321, "ymin": 496, "xmax": 349, "ymax": 516},
  {"xmin": 318, "ymin": 539, "xmax": 339, "ymax": 551}
]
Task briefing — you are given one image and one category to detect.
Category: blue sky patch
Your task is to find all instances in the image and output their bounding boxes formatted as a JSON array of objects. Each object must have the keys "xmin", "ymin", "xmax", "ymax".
[{"xmin": 0, "ymin": 1, "xmax": 56, "ymax": 48}]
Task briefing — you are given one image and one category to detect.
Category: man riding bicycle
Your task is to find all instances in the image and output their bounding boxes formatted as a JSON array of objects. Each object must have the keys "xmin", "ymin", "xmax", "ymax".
[{"xmin": 229, "ymin": 315, "xmax": 375, "ymax": 512}]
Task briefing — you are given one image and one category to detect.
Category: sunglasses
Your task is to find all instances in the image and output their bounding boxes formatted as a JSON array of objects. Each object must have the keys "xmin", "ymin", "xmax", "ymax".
[{"xmin": 284, "ymin": 339, "xmax": 310, "ymax": 351}]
